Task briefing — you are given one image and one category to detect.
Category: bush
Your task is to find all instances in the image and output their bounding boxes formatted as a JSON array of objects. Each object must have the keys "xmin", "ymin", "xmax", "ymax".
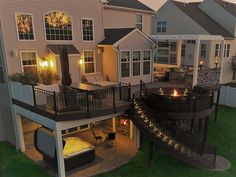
[
  {"xmin": 9, "ymin": 72, "xmax": 39, "ymax": 85},
  {"xmin": 39, "ymin": 70, "xmax": 60, "ymax": 85}
]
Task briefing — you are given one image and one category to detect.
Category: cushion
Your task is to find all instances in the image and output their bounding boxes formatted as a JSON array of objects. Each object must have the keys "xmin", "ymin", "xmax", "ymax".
[
  {"xmin": 86, "ymin": 76, "xmax": 96, "ymax": 83},
  {"xmin": 63, "ymin": 137, "xmax": 93, "ymax": 158},
  {"xmin": 95, "ymin": 74, "xmax": 105, "ymax": 82}
]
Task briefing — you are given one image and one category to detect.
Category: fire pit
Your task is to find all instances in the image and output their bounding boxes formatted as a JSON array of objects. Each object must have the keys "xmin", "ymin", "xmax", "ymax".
[{"xmin": 146, "ymin": 86, "xmax": 213, "ymax": 113}]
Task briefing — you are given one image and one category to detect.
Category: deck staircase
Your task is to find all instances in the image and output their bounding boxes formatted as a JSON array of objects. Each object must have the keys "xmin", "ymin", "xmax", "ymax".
[{"xmin": 130, "ymin": 97, "xmax": 216, "ymax": 169}]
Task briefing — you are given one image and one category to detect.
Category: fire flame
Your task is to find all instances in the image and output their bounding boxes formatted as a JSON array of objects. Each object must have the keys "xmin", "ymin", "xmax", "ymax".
[{"xmin": 173, "ymin": 89, "xmax": 178, "ymax": 97}]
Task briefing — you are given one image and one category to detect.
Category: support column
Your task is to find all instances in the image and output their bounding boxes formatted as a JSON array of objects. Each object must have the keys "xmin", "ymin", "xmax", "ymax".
[
  {"xmin": 219, "ymin": 40, "xmax": 225, "ymax": 83},
  {"xmin": 130, "ymin": 120, "xmax": 134, "ymax": 139},
  {"xmin": 55, "ymin": 126, "xmax": 66, "ymax": 177},
  {"xmin": 133, "ymin": 125, "xmax": 140, "ymax": 149},
  {"xmin": 15, "ymin": 114, "xmax": 25, "ymax": 152},
  {"xmin": 192, "ymin": 39, "xmax": 201, "ymax": 87},
  {"xmin": 148, "ymin": 141, "xmax": 154, "ymax": 166},
  {"xmin": 176, "ymin": 40, "xmax": 183, "ymax": 66},
  {"xmin": 112, "ymin": 117, "xmax": 116, "ymax": 132}
]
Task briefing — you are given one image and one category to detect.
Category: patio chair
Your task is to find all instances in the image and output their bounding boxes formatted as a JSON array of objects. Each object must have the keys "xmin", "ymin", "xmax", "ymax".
[
  {"xmin": 105, "ymin": 132, "xmax": 116, "ymax": 145},
  {"xmin": 91, "ymin": 128, "xmax": 103, "ymax": 144}
]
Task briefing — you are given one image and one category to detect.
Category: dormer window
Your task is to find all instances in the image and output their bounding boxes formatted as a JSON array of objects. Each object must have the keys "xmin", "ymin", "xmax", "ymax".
[
  {"xmin": 157, "ymin": 21, "xmax": 167, "ymax": 33},
  {"xmin": 15, "ymin": 13, "xmax": 34, "ymax": 40},
  {"xmin": 44, "ymin": 11, "xmax": 72, "ymax": 40}
]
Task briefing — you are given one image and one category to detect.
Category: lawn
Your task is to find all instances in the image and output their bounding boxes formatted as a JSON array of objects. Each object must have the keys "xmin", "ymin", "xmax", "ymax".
[{"xmin": 0, "ymin": 106, "xmax": 235, "ymax": 177}]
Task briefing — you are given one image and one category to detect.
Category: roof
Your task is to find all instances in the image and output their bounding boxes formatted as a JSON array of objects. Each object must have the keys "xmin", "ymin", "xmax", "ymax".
[
  {"xmin": 214, "ymin": 0, "xmax": 236, "ymax": 17},
  {"xmin": 98, "ymin": 28, "xmax": 136, "ymax": 45},
  {"xmin": 47, "ymin": 44, "xmax": 80, "ymax": 54},
  {"xmin": 107, "ymin": 0, "xmax": 154, "ymax": 12},
  {"xmin": 172, "ymin": 1, "xmax": 234, "ymax": 38}
]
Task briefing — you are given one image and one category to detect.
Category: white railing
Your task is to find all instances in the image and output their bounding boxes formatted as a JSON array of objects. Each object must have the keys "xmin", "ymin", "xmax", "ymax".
[{"xmin": 219, "ymin": 86, "xmax": 236, "ymax": 108}]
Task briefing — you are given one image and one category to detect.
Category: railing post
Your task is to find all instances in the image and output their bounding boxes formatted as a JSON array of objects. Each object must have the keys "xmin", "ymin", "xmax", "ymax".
[
  {"xmin": 53, "ymin": 91, "xmax": 57, "ymax": 115},
  {"xmin": 32, "ymin": 85, "xmax": 36, "ymax": 107},
  {"xmin": 112, "ymin": 87, "xmax": 116, "ymax": 108},
  {"xmin": 119, "ymin": 82, "xmax": 122, "ymax": 101},
  {"xmin": 128, "ymin": 83, "xmax": 131, "ymax": 102},
  {"xmin": 86, "ymin": 91, "xmax": 90, "ymax": 112},
  {"xmin": 140, "ymin": 80, "xmax": 143, "ymax": 97}
]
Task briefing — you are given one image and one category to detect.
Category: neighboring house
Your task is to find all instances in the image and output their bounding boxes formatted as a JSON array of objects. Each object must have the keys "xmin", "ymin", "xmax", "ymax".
[
  {"xmin": 151, "ymin": 0, "xmax": 236, "ymax": 84},
  {"xmin": 0, "ymin": 0, "xmax": 154, "ymax": 177}
]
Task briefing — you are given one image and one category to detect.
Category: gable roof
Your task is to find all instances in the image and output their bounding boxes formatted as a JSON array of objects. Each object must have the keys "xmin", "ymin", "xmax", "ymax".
[
  {"xmin": 107, "ymin": 0, "xmax": 154, "ymax": 12},
  {"xmin": 98, "ymin": 28, "xmax": 136, "ymax": 45},
  {"xmin": 47, "ymin": 44, "xmax": 80, "ymax": 55},
  {"xmin": 172, "ymin": 1, "xmax": 234, "ymax": 38},
  {"xmin": 214, "ymin": 0, "xmax": 236, "ymax": 17}
]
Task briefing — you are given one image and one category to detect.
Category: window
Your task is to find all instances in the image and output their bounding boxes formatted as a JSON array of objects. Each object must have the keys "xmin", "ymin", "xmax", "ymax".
[
  {"xmin": 121, "ymin": 51, "xmax": 130, "ymax": 78},
  {"xmin": 154, "ymin": 42, "xmax": 177, "ymax": 64},
  {"xmin": 136, "ymin": 14, "xmax": 143, "ymax": 31},
  {"xmin": 44, "ymin": 11, "xmax": 72, "ymax": 40},
  {"xmin": 224, "ymin": 44, "xmax": 230, "ymax": 57},
  {"xmin": 200, "ymin": 44, "xmax": 207, "ymax": 59},
  {"xmin": 215, "ymin": 44, "xmax": 221, "ymax": 57},
  {"xmin": 143, "ymin": 50, "xmax": 151, "ymax": 75},
  {"xmin": 132, "ymin": 51, "xmax": 141, "ymax": 76},
  {"xmin": 157, "ymin": 21, "xmax": 167, "ymax": 32},
  {"xmin": 82, "ymin": 19, "xmax": 94, "ymax": 41},
  {"xmin": 84, "ymin": 51, "xmax": 95, "ymax": 74},
  {"xmin": 15, "ymin": 14, "xmax": 34, "ymax": 40},
  {"xmin": 181, "ymin": 44, "xmax": 186, "ymax": 57},
  {"xmin": 20, "ymin": 52, "xmax": 37, "ymax": 73}
]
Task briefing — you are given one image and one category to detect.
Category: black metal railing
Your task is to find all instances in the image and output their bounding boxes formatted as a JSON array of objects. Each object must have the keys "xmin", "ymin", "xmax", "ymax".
[{"xmin": 33, "ymin": 83, "xmax": 131, "ymax": 114}]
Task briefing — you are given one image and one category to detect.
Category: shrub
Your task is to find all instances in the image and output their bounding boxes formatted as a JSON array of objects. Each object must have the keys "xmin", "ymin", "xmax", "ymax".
[
  {"xmin": 39, "ymin": 70, "xmax": 60, "ymax": 85},
  {"xmin": 9, "ymin": 72, "xmax": 39, "ymax": 85}
]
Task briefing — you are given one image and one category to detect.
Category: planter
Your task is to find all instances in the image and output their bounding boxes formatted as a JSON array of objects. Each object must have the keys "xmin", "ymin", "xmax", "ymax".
[{"xmin": 10, "ymin": 81, "xmax": 34, "ymax": 106}]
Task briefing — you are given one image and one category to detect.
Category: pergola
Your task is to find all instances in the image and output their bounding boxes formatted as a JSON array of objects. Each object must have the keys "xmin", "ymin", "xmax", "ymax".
[{"xmin": 150, "ymin": 34, "xmax": 225, "ymax": 86}]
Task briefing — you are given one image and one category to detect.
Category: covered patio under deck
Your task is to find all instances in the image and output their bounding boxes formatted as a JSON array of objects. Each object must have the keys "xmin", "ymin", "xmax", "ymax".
[{"xmin": 150, "ymin": 34, "xmax": 224, "ymax": 87}]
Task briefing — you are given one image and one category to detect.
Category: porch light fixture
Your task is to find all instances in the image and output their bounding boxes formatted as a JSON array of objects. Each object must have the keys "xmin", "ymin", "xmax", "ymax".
[
  {"xmin": 199, "ymin": 59, "xmax": 204, "ymax": 70},
  {"xmin": 214, "ymin": 57, "xmax": 219, "ymax": 68},
  {"xmin": 40, "ymin": 58, "xmax": 49, "ymax": 68},
  {"xmin": 79, "ymin": 58, "xmax": 84, "ymax": 65}
]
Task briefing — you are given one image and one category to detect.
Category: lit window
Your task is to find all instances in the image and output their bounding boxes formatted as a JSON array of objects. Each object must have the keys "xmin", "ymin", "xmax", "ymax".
[
  {"xmin": 15, "ymin": 14, "xmax": 34, "ymax": 40},
  {"xmin": 82, "ymin": 19, "xmax": 94, "ymax": 41},
  {"xmin": 143, "ymin": 50, "xmax": 151, "ymax": 75},
  {"xmin": 157, "ymin": 21, "xmax": 167, "ymax": 32},
  {"xmin": 121, "ymin": 51, "xmax": 130, "ymax": 78},
  {"xmin": 44, "ymin": 11, "xmax": 72, "ymax": 40},
  {"xmin": 84, "ymin": 51, "xmax": 95, "ymax": 74},
  {"xmin": 21, "ymin": 52, "xmax": 37, "ymax": 73},
  {"xmin": 215, "ymin": 44, "xmax": 221, "ymax": 57},
  {"xmin": 224, "ymin": 44, "xmax": 230, "ymax": 57},
  {"xmin": 132, "ymin": 51, "xmax": 141, "ymax": 76},
  {"xmin": 136, "ymin": 14, "xmax": 143, "ymax": 31},
  {"xmin": 200, "ymin": 44, "xmax": 207, "ymax": 59}
]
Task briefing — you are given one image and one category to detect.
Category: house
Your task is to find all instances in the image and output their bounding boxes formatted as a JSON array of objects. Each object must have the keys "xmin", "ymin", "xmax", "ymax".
[
  {"xmin": 0, "ymin": 0, "xmax": 155, "ymax": 176},
  {"xmin": 151, "ymin": 0, "xmax": 236, "ymax": 85}
]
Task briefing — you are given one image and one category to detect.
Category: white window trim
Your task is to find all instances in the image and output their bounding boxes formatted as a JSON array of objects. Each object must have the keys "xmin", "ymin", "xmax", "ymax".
[
  {"xmin": 132, "ymin": 50, "xmax": 141, "ymax": 77},
  {"xmin": 215, "ymin": 44, "xmax": 221, "ymax": 57},
  {"xmin": 43, "ymin": 10, "xmax": 74, "ymax": 42},
  {"xmin": 200, "ymin": 43, "xmax": 208, "ymax": 59},
  {"xmin": 83, "ymin": 50, "xmax": 96, "ymax": 74},
  {"xmin": 20, "ymin": 51, "xmax": 38, "ymax": 72},
  {"xmin": 120, "ymin": 50, "xmax": 131, "ymax": 78},
  {"xmin": 157, "ymin": 20, "xmax": 167, "ymax": 33},
  {"xmin": 135, "ymin": 13, "xmax": 143, "ymax": 31},
  {"xmin": 81, "ymin": 18, "xmax": 95, "ymax": 43},
  {"xmin": 143, "ymin": 49, "xmax": 152, "ymax": 75},
  {"xmin": 15, "ymin": 13, "xmax": 36, "ymax": 41},
  {"xmin": 224, "ymin": 44, "xmax": 230, "ymax": 58}
]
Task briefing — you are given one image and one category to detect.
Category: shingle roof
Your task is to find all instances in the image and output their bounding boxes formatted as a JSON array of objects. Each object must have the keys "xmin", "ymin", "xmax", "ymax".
[
  {"xmin": 98, "ymin": 28, "xmax": 136, "ymax": 45},
  {"xmin": 107, "ymin": 0, "xmax": 154, "ymax": 12},
  {"xmin": 214, "ymin": 0, "xmax": 236, "ymax": 17},
  {"xmin": 47, "ymin": 44, "xmax": 80, "ymax": 54},
  {"xmin": 172, "ymin": 1, "xmax": 234, "ymax": 38}
]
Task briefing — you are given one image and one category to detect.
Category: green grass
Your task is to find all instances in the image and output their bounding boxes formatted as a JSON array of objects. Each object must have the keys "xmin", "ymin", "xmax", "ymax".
[
  {"xmin": 98, "ymin": 106, "xmax": 236, "ymax": 177},
  {"xmin": 0, "ymin": 106, "xmax": 235, "ymax": 177},
  {"xmin": 0, "ymin": 142, "xmax": 52, "ymax": 177}
]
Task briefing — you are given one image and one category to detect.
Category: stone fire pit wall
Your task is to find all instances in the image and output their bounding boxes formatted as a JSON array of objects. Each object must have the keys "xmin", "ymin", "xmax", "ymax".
[{"xmin": 197, "ymin": 68, "xmax": 220, "ymax": 87}]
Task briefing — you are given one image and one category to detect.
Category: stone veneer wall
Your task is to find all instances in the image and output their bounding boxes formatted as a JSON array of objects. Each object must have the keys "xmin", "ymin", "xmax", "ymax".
[{"xmin": 197, "ymin": 68, "xmax": 221, "ymax": 87}]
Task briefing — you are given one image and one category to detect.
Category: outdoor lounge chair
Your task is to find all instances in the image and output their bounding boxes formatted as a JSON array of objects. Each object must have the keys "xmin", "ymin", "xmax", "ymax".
[
  {"xmin": 91, "ymin": 127, "xmax": 103, "ymax": 144},
  {"xmin": 85, "ymin": 73, "xmax": 117, "ymax": 87},
  {"xmin": 105, "ymin": 132, "xmax": 116, "ymax": 145},
  {"xmin": 34, "ymin": 127, "xmax": 95, "ymax": 171}
]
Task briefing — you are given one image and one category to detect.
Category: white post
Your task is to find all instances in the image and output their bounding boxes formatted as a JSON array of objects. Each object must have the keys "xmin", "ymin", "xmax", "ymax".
[
  {"xmin": 55, "ymin": 126, "xmax": 66, "ymax": 177},
  {"xmin": 15, "ymin": 114, "xmax": 25, "ymax": 152},
  {"xmin": 133, "ymin": 125, "xmax": 140, "ymax": 149},
  {"xmin": 176, "ymin": 40, "xmax": 183, "ymax": 66},
  {"xmin": 130, "ymin": 120, "xmax": 134, "ymax": 139},
  {"xmin": 112, "ymin": 117, "xmax": 116, "ymax": 132},
  {"xmin": 192, "ymin": 39, "xmax": 201, "ymax": 86},
  {"xmin": 219, "ymin": 40, "xmax": 225, "ymax": 83}
]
